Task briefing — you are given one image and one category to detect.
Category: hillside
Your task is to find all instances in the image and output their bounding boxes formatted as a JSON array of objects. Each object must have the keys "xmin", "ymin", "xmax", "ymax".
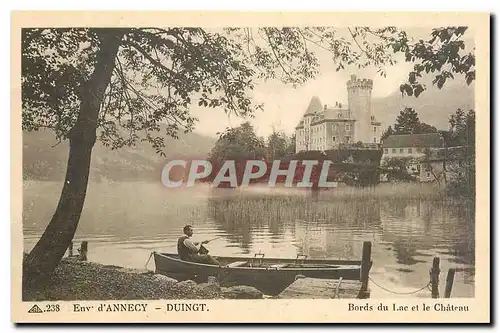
[
  {"xmin": 23, "ymin": 129, "xmax": 216, "ymax": 181},
  {"xmin": 372, "ymin": 82, "xmax": 475, "ymax": 131}
]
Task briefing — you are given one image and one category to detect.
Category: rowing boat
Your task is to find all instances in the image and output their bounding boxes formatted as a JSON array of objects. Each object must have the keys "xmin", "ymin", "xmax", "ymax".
[{"xmin": 152, "ymin": 252, "xmax": 366, "ymax": 295}]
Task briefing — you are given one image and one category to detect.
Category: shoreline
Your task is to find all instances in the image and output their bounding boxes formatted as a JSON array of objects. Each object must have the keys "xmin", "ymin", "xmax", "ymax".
[{"xmin": 23, "ymin": 257, "xmax": 265, "ymax": 301}]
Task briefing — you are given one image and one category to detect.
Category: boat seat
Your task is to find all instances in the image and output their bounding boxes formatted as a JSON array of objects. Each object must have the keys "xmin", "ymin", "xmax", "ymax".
[{"xmin": 226, "ymin": 261, "xmax": 247, "ymax": 268}]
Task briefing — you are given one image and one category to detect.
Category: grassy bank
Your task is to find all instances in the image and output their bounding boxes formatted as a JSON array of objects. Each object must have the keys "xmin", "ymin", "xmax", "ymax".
[{"xmin": 23, "ymin": 257, "xmax": 263, "ymax": 301}]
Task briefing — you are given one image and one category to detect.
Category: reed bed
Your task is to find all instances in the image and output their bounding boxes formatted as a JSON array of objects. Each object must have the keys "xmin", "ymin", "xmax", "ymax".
[{"xmin": 194, "ymin": 183, "xmax": 466, "ymax": 229}]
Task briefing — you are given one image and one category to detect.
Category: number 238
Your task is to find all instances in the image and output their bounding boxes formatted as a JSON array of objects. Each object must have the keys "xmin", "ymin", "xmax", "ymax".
[{"xmin": 46, "ymin": 304, "xmax": 60, "ymax": 312}]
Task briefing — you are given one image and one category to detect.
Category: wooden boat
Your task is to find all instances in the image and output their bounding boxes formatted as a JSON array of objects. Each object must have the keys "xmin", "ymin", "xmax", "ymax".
[{"xmin": 152, "ymin": 251, "xmax": 365, "ymax": 295}]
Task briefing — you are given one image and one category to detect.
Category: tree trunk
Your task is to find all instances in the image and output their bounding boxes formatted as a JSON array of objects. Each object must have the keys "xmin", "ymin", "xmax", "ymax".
[{"xmin": 23, "ymin": 29, "xmax": 125, "ymax": 289}]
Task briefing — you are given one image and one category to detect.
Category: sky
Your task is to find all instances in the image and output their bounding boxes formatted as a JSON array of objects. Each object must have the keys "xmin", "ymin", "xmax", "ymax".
[
  {"xmin": 187, "ymin": 27, "xmax": 475, "ymax": 139},
  {"xmin": 191, "ymin": 62, "xmax": 414, "ymax": 138}
]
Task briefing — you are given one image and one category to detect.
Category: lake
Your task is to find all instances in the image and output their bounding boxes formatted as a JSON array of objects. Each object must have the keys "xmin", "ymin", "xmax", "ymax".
[{"xmin": 22, "ymin": 180, "xmax": 475, "ymax": 298}]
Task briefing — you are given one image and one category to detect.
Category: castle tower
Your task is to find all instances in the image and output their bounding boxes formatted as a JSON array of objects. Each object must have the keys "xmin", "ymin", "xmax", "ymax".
[{"xmin": 347, "ymin": 75, "xmax": 373, "ymax": 143}]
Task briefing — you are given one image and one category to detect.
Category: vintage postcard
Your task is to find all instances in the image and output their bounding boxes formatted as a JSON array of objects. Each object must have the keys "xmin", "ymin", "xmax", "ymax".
[{"xmin": 11, "ymin": 11, "xmax": 490, "ymax": 323}]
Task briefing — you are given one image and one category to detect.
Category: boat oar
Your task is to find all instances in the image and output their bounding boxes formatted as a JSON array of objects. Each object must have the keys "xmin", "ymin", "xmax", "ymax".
[
  {"xmin": 199, "ymin": 236, "xmax": 222, "ymax": 255},
  {"xmin": 203, "ymin": 236, "xmax": 222, "ymax": 244}
]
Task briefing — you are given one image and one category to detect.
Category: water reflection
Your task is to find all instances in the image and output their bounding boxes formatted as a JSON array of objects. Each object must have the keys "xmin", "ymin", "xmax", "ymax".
[
  {"xmin": 205, "ymin": 188, "xmax": 475, "ymax": 296},
  {"xmin": 23, "ymin": 181, "xmax": 475, "ymax": 297}
]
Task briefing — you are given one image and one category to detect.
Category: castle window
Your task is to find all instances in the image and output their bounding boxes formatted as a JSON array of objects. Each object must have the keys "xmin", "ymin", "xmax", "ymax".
[
  {"xmin": 345, "ymin": 136, "xmax": 350, "ymax": 143},
  {"xmin": 384, "ymin": 148, "xmax": 388, "ymax": 154},
  {"xmin": 332, "ymin": 136, "xmax": 336, "ymax": 142},
  {"xmin": 345, "ymin": 124, "xmax": 350, "ymax": 131},
  {"xmin": 400, "ymin": 148, "xmax": 404, "ymax": 153},
  {"xmin": 392, "ymin": 148, "xmax": 396, "ymax": 153},
  {"xmin": 373, "ymin": 126, "xmax": 377, "ymax": 132},
  {"xmin": 338, "ymin": 113, "xmax": 342, "ymax": 118},
  {"xmin": 408, "ymin": 148, "xmax": 413, "ymax": 153},
  {"xmin": 373, "ymin": 137, "xmax": 377, "ymax": 143}
]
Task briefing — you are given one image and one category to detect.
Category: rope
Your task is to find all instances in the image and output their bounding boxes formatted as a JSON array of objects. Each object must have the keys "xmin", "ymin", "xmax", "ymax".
[
  {"xmin": 368, "ymin": 276, "xmax": 431, "ymax": 295},
  {"xmin": 333, "ymin": 277, "xmax": 343, "ymax": 298},
  {"xmin": 145, "ymin": 252, "xmax": 153, "ymax": 269}
]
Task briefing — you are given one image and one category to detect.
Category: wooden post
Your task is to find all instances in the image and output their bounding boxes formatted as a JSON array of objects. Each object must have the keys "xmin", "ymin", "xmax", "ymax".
[
  {"xmin": 444, "ymin": 268, "xmax": 456, "ymax": 298},
  {"xmin": 359, "ymin": 241, "xmax": 372, "ymax": 299},
  {"xmin": 68, "ymin": 241, "xmax": 73, "ymax": 257},
  {"xmin": 79, "ymin": 241, "xmax": 88, "ymax": 261},
  {"xmin": 430, "ymin": 257, "xmax": 440, "ymax": 298}
]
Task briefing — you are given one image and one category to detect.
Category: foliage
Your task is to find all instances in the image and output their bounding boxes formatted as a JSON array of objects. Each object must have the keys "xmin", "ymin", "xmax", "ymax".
[
  {"xmin": 445, "ymin": 109, "xmax": 475, "ymax": 198},
  {"xmin": 266, "ymin": 130, "xmax": 289, "ymax": 160},
  {"xmin": 285, "ymin": 134, "xmax": 296, "ymax": 155},
  {"xmin": 438, "ymin": 108, "xmax": 475, "ymax": 147},
  {"xmin": 380, "ymin": 107, "xmax": 437, "ymax": 141},
  {"xmin": 290, "ymin": 148, "xmax": 382, "ymax": 187},
  {"xmin": 21, "ymin": 25, "xmax": 476, "ymax": 279},
  {"xmin": 292, "ymin": 148, "xmax": 382, "ymax": 165},
  {"xmin": 380, "ymin": 126, "xmax": 394, "ymax": 141},
  {"xmin": 449, "ymin": 108, "xmax": 475, "ymax": 148},
  {"xmin": 393, "ymin": 107, "xmax": 437, "ymax": 135},
  {"xmin": 353, "ymin": 141, "xmax": 364, "ymax": 148},
  {"xmin": 417, "ymin": 122, "xmax": 438, "ymax": 134},
  {"xmin": 421, "ymin": 147, "xmax": 445, "ymax": 186},
  {"xmin": 393, "ymin": 27, "xmax": 475, "ymax": 97},
  {"xmin": 419, "ymin": 109, "xmax": 475, "ymax": 197},
  {"xmin": 394, "ymin": 108, "xmax": 420, "ymax": 134},
  {"xmin": 381, "ymin": 157, "xmax": 419, "ymax": 182},
  {"xmin": 23, "ymin": 26, "xmax": 475, "ymax": 154},
  {"xmin": 210, "ymin": 122, "xmax": 266, "ymax": 161},
  {"xmin": 335, "ymin": 27, "xmax": 475, "ymax": 93},
  {"xmin": 23, "ymin": 28, "xmax": 268, "ymax": 156}
]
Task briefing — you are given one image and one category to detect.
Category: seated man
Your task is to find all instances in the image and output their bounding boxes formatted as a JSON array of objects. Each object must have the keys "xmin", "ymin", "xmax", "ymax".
[{"xmin": 177, "ymin": 225, "xmax": 221, "ymax": 266}]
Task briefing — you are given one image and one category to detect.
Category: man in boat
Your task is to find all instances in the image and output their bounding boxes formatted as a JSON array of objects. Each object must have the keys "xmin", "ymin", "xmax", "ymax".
[{"xmin": 178, "ymin": 225, "xmax": 221, "ymax": 266}]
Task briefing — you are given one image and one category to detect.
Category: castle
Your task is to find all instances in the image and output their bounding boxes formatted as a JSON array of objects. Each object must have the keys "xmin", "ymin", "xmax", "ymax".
[{"xmin": 295, "ymin": 75, "xmax": 382, "ymax": 153}]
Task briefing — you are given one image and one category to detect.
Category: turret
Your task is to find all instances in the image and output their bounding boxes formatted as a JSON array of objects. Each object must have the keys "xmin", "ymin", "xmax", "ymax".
[{"xmin": 347, "ymin": 75, "xmax": 373, "ymax": 143}]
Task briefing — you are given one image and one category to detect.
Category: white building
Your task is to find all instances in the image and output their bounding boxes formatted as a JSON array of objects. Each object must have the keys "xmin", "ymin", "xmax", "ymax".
[
  {"xmin": 295, "ymin": 75, "xmax": 382, "ymax": 153},
  {"xmin": 380, "ymin": 133, "xmax": 446, "ymax": 182}
]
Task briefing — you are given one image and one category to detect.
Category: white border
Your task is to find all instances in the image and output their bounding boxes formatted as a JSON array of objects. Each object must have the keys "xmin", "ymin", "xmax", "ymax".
[{"xmin": 3, "ymin": 1, "xmax": 497, "ymax": 332}]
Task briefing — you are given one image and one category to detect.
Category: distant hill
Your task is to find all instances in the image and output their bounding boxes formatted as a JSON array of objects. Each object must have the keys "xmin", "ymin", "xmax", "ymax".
[
  {"xmin": 23, "ymin": 129, "xmax": 217, "ymax": 181},
  {"xmin": 372, "ymin": 82, "xmax": 475, "ymax": 131}
]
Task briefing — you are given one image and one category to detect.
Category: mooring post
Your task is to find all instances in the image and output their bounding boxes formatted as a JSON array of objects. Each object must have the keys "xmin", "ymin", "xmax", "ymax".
[
  {"xmin": 444, "ymin": 268, "xmax": 456, "ymax": 298},
  {"xmin": 430, "ymin": 257, "xmax": 440, "ymax": 298},
  {"xmin": 68, "ymin": 241, "xmax": 73, "ymax": 257},
  {"xmin": 359, "ymin": 241, "xmax": 372, "ymax": 299},
  {"xmin": 79, "ymin": 241, "xmax": 88, "ymax": 261}
]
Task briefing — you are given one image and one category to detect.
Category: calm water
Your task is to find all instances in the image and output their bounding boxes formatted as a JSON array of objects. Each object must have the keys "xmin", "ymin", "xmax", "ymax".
[{"xmin": 22, "ymin": 181, "xmax": 475, "ymax": 298}]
